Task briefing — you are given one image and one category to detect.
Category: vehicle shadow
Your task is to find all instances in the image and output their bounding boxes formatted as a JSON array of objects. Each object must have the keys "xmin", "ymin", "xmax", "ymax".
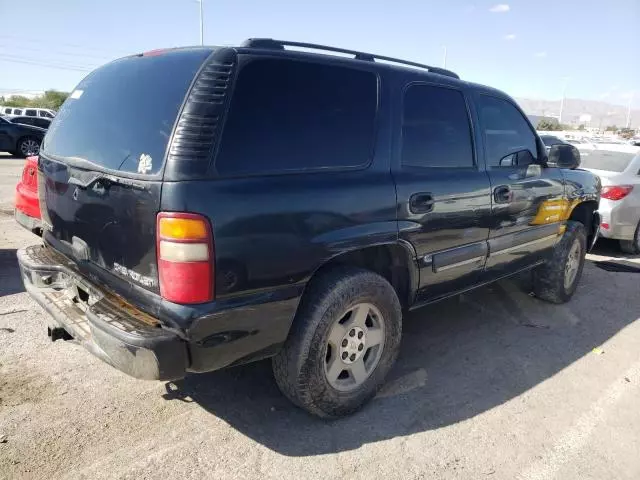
[
  {"xmin": 0, "ymin": 249, "xmax": 25, "ymax": 296},
  {"xmin": 163, "ymin": 263, "xmax": 639, "ymax": 456},
  {"xmin": 589, "ymin": 239, "xmax": 640, "ymax": 273}
]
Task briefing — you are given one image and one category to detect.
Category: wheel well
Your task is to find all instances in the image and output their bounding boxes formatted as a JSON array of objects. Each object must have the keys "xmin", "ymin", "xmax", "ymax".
[
  {"xmin": 568, "ymin": 201, "xmax": 598, "ymax": 244},
  {"xmin": 311, "ymin": 244, "xmax": 415, "ymax": 310}
]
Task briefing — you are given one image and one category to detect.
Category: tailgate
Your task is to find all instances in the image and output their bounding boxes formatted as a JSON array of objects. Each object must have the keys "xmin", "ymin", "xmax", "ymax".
[{"xmin": 39, "ymin": 156, "xmax": 162, "ymax": 292}]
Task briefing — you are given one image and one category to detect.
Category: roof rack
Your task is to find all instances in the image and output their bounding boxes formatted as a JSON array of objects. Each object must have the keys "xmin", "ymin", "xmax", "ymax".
[{"xmin": 241, "ymin": 38, "xmax": 460, "ymax": 79}]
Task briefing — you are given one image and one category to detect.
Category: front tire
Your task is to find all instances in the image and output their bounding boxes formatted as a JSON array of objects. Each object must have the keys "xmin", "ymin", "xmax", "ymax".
[
  {"xmin": 532, "ymin": 221, "xmax": 587, "ymax": 304},
  {"xmin": 272, "ymin": 267, "xmax": 402, "ymax": 418},
  {"xmin": 17, "ymin": 137, "xmax": 40, "ymax": 157}
]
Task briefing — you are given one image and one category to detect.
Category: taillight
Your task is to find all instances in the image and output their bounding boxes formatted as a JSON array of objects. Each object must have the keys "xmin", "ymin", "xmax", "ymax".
[
  {"xmin": 601, "ymin": 185, "xmax": 633, "ymax": 201},
  {"xmin": 157, "ymin": 212, "xmax": 214, "ymax": 304},
  {"xmin": 24, "ymin": 156, "xmax": 38, "ymax": 187}
]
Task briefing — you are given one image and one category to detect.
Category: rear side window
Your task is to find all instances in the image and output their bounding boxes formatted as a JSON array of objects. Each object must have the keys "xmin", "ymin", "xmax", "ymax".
[
  {"xmin": 215, "ymin": 58, "xmax": 378, "ymax": 176},
  {"xmin": 580, "ymin": 151, "xmax": 636, "ymax": 172},
  {"xmin": 42, "ymin": 49, "xmax": 213, "ymax": 175},
  {"xmin": 34, "ymin": 118, "xmax": 50, "ymax": 128},
  {"xmin": 401, "ymin": 84, "xmax": 474, "ymax": 168},
  {"xmin": 14, "ymin": 117, "xmax": 33, "ymax": 125},
  {"xmin": 477, "ymin": 95, "xmax": 538, "ymax": 167}
]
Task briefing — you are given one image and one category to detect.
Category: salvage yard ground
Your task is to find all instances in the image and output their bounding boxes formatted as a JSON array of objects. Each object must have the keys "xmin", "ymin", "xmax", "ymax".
[{"xmin": 1, "ymin": 154, "xmax": 639, "ymax": 480}]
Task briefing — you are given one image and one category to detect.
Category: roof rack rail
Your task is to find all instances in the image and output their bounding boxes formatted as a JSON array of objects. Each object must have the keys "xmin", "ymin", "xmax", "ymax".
[{"xmin": 241, "ymin": 38, "xmax": 460, "ymax": 79}]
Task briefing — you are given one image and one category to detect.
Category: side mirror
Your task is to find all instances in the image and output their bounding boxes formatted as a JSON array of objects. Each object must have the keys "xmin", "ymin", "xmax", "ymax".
[{"xmin": 548, "ymin": 144, "xmax": 581, "ymax": 169}]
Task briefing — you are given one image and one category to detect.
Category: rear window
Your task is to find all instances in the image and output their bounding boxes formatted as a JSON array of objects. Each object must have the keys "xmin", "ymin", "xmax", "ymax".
[
  {"xmin": 215, "ymin": 58, "xmax": 378, "ymax": 176},
  {"xmin": 581, "ymin": 150, "xmax": 636, "ymax": 172},
  {"xmin": 42, "ymin": 49, "xmax": 212, "ymax": 175}
]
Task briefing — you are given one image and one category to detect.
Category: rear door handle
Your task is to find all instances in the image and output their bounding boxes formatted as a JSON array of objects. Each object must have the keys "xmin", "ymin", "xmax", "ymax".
[
  {"xmin": 410, "ymin": 192, "xmax": 434, "ymax": 213},
  {"xmin": 493, "ymin": 185, "xmax": 512, "ymax": 204}
]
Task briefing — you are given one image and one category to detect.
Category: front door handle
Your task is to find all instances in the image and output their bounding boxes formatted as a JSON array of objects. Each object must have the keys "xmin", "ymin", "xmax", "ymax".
[
  {"xmin": 493, "ymin": 185, "xmax": 512, "ymax": 204},
  {"xmin": 410, "ymin": 192, "xmax": 434, "ymax": 214}
]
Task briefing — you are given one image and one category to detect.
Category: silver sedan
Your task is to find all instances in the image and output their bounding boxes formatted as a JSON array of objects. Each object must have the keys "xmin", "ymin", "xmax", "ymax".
[{"xmin": 580, "ymin": 144, "xmax": 640, "ymax": 254}]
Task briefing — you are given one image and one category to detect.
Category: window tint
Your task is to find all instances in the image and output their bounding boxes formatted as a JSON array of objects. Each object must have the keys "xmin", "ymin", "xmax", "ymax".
[
  {"xmin": 477, "ymin": 95, "xmax": 537, "ymax": 167},
  {"xmin": 39, "ymin": 110, "xmax": 52, "ymax": 118},
  {"xmin": 25, "ymin": 109, "xmax": 37, "ymax": 116},
  {"xmin": 42, "ymin": 49, "xmax": 211, "ymax": 174},
  {"xmin": 14, "ymin": 117, "xmax": 33, "ymax": 125},
  {"xmin": 13, "ymin": 109, "xmax": 23, "ymax": 115},
  {"xmin": 402, "ymin": 85, "xmax": 473, "ymax": 168},
  {"xmin": 215, "ymin": 59, "xmax": 377, "ymax": 176}
]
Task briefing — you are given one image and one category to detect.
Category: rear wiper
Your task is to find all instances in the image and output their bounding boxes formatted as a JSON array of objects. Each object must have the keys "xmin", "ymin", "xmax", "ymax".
[{"xmin": 68, "ymin": 172, "xmax": 147, "ymax": 190}]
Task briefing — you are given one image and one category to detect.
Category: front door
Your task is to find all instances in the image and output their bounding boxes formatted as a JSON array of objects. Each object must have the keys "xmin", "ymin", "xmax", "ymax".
[
  {"xmin": 473, "ymin": 94, "xmax": 565, "ymax": 276},
  {"xmin": 393, "ymin": 82, "xmax": 492, "ymax": 304}
]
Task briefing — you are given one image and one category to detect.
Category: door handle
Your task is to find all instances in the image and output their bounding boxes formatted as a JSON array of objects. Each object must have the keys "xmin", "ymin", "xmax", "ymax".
[
  {"xmin": 409, "ymin": 192, "xmax": 434, "ymax": 214},
  {"xmin": 494, "ymin": 185, "xmax": 512, "ymax": 204}
]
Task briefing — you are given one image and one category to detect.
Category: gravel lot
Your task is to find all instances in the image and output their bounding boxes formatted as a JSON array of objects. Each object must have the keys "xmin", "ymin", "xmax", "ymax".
[{"xmin": 1, "ymin": 154, "xmax": 639, "ymax": 480}]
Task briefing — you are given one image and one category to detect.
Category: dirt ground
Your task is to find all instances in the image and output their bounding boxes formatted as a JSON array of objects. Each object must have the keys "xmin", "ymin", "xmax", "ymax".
[{"xmin": 1, "ymin": 155, "xmax": 639, "ymax": 480}]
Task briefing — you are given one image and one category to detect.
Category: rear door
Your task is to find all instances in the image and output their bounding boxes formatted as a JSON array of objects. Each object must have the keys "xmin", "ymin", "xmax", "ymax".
[
  {"xmin": 393, "ymin": 82, "xmax": 492, "ymax": 303},
  {"xmin": 38, "ymin": 48, "xmax": 214, "ymax": 294},
  {"xmin": 473, "ymin": 94, "xmax": 565, "ymax": 276}
]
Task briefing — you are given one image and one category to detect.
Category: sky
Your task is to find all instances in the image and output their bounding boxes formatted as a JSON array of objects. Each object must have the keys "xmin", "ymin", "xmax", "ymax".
[{"xmin": 1, "ymin": 0, "xmax": 638, "ymax": 107}]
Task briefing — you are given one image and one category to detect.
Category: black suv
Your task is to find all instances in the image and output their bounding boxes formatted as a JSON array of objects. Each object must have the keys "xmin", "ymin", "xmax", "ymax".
[{"xmin": 18, "ymin": 39, "xmax": 600, "ymax": 417}]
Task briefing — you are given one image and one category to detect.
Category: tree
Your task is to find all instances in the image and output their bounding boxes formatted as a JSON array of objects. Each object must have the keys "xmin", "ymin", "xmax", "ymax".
[
  {"xmin": 578, "ymin": 124, "xmax": 585, "ymax": 131},
  {"xmin": 38, "ymin": 90, "xmax": 69, "ymax": 110},
  {"xmin": 1, "ymin": 90, "xmax": 69, "ymax": 110},
  {"xmin": 537, "ymin": 119, "xmax": 559, "ymax": 131},
  {"xmin": 605, "ymin": 125, "xmax": 618, "ymax": 132},
  {"xmin": 5, "ymin": 95, "xmax": 32, "ymax": 107}
]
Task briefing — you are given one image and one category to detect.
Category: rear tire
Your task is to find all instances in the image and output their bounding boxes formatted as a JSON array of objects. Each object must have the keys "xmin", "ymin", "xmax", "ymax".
[
  {"xmin": 272, "ymin": 267, "xmax": 402, "ymax": 418},
  {"xmin": 619, "ymin": 222, "xmax": 640, "ymax": 255},
  {"xmin": 532, "ymin": 221, "xmax": 586, "ymax": 304}
]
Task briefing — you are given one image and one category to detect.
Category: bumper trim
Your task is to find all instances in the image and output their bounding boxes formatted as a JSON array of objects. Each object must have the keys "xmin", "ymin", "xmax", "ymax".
[
  {"xmin": 14, "ymin": 208, "xmax": 42, "ymax": 234},
  {"xmin": 18, "ymin": 245, "xmax": 187, "ymax": 381}
]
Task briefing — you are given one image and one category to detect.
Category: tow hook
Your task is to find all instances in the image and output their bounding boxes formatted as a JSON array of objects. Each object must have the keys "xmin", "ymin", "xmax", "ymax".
[{"xmin": 48, "ymin": 326, "xmax": 73, "ymax": 342}]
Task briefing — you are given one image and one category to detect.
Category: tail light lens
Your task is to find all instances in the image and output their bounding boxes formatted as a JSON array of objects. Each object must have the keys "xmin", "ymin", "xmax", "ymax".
[
  {"xmin": 23, "ymin": 156, "xmax": 38, "ymax": 187},
  {"xmin": 601, "ymin": 185, "xmax": 633, "ymax": 201},
  {"xmin": 157, "ymin": 212, "xmax": 214, "ymax": 304}
]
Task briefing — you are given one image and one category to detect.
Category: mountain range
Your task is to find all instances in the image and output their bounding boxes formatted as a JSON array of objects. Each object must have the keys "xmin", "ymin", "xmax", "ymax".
[{"xmin": 516, "ymin": 97, "xmax": 638, "ymax": 129}]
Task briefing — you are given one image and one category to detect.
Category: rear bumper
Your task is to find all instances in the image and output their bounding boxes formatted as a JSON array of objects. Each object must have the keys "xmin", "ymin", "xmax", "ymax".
[
  {"xmin": 14, "ymin": 208, "xmax": 42, "ymax": 234},
  {"xmin": 598, "ymin": 200, "xmax": 639, "ymax": 241},
  {"xmin": 17, "ymin": 245, "xmax": 187, "ymax": 381}
]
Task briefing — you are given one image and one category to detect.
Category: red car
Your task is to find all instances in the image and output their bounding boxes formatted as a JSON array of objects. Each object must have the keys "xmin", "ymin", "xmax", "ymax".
[{"xmin": 14, "ymin": 155, "xmax": 42, "ymax": 234}]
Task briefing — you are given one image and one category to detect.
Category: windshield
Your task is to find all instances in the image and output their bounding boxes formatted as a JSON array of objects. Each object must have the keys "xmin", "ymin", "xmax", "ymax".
[
  {"xmin": 42, "ymin": 48, "xmax": 212, "ymax": 175},
  {"xmin": 580, "ymin": 150, "xmax": 636, "ymax": 172}
]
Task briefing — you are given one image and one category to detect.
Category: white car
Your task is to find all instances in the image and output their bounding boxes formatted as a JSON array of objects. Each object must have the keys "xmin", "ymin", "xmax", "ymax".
[
  {"xmin": 579, "ymin": 144, "xmax": 640, "ymax": 253},
  {"xmin": 0, "ymin": 106, "xmax": 55, "ymax": 118}
]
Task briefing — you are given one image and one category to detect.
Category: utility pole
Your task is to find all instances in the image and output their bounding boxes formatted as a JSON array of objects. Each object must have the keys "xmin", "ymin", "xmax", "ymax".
[
  {"xmin": 198, "ymin": 0, "xmax": 204, "ymax": 46},
  {"xmin": 626, "ymin": 93, "xmax": 634, "ymax": 129},
  {"xmin": 442, "ymin": 46, "xmax": 447, "ymax": 68},
  {"xmin": 559, "ymin": 77, "xmax": 570, "ymax": 125}
]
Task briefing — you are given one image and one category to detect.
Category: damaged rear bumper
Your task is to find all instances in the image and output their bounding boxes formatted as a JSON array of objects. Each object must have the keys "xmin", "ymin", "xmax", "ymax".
[{"xmin": 17, "ymin": 245, "xmax": 187, "ymax": 381}]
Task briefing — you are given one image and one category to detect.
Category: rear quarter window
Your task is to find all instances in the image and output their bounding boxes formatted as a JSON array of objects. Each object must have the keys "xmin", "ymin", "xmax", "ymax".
[
  {"xmin": 581, "ymin": 150, "xmax": 636, "ymax": 172},
  {"xmin": 215, "ymin": 58, "xmax": 378, "ymax": 176}
]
